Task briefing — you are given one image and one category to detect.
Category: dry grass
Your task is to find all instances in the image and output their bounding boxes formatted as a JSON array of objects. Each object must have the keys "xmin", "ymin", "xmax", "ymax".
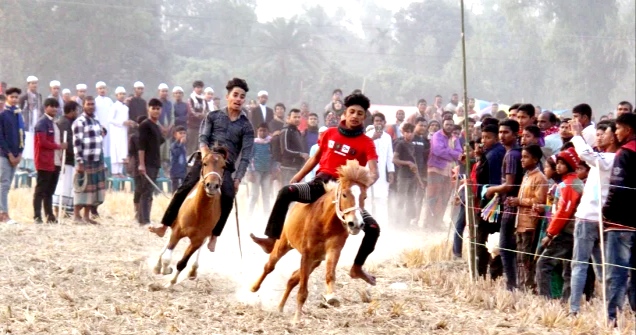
[{"xmin": 0, "ymin": 187, "xmax": 634, "ymax": 334}]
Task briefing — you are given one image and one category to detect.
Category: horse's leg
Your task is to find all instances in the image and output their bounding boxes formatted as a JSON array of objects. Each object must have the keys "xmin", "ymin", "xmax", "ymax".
[
  {"xmin": 279, "ymin": 260, "xmax": 321, "ymax": 313},
  {"xmin": 188, "ymin": 238, "xmax": 207, "ymax": 280},
  {"xmin": 294, "ymin": 255, "xmax": 319, "ymax": 324},
  {"xmin": 161, "ymin": 229, "xmax": 182, "ymax": 276},
  {"xmin": 168, "ymin": 237, "xmax": 204, "ymax": 287},
  {"xmin": 153, "ymin": 240, "xmax": 169, "ymax": 275},
  {"xmin": 323, "ymin": 246, "xmax": 344, "ymax": 307},
  {"xmin": 251, "ymin": 235, "xmax": 293, "ymax": 293}
]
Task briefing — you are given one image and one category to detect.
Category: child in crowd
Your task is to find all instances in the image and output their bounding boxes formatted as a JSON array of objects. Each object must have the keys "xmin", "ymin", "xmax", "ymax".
[
  {"xmin": 536, "ymin": 147, "xmax": 583, "ymax": 300},
  {"xmin": 506, "ymin": 144, "xmax": 548, "ymax": 291},
  {"xmin": 170, "ymin": 126, "xmax": 187, "ymax": 192},
  {"xmin": 246, "ymin": 123, "xmax": 274, "ymax": 219}
]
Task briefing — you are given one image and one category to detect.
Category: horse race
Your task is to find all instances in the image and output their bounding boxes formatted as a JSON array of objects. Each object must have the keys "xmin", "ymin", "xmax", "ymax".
[{"xmin": 0, "ymin": 0, "xmax": 635, "ymax": 334}]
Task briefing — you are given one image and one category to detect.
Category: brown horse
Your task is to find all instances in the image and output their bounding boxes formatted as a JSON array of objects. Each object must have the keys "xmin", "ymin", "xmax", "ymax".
[
  {"xmin": 251, "ymin": 159, "xmax": 372, "ymax": 323},
  {"xmin": 153, "ymin": 147, "xmax": 227, "ymax": 287}
]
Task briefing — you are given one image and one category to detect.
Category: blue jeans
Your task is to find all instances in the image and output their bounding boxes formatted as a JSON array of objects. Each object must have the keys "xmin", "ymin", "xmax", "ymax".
[
  {"xmin": 606, "ymin": 230, "xmax": 636, "ymax": 321},
  {"xmin": 0, "ymin": 156, "xmax": 17, "ymax": 213},
  {"xmin": 500, "ymin": 212, "xmax": 518, "ymax": 290},
  {"xmin": 452, "ymin": 192, "xmax": 466, "ymax": 257},
  {"xmin": 569, "ymin": 219, "xmax": 602, "ymax": 313}
]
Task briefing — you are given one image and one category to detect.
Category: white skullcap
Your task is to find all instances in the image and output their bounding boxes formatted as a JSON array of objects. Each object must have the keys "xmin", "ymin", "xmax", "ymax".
[
  {"xmin": 62, "ymin": 88, "xmax": 71, "ymax": 95},
  {"xmin": 172, "ymin": 86, "xmax": 184, "ymax": 93},
  {"xmin": 49, "ymin": 80, "xmax": 61, "ymax": 88},
  {"xmin": 318, "ymin": 126, "xmax": 329, "ymax": 133},
  {"xmin": 158, "ymin": 83, "xmax": 169, "ymax": 90},
  {"xmin": 204, "ymin": 87, "xmax": 214, "ymax": 93},
  {"xmin": 26, "ymin": 76, "xmax": 39, "ymax": 83},
  {"xmin": 115, "ymin": 86, "xmax": 126, "ymax": 94},
  {"xmin": 133, "ymin": 81, "xmax": 144, "ymax": 88},
  {"xmin": 76, "ymin": 84, "xmax": 87, "ymax": 90},
  {"xmin": 95, "ymin": 81, "xmax": 107, "ymax": 88},
  {"xmin": 257, "ymin": 90, "xmax": 268, "ymax": 97}
]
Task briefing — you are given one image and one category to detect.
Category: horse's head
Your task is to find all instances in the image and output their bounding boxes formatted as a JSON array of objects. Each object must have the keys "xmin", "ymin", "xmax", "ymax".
[
  {"xmin": 334, "ymin": 160, "xmax": 372, "ymax": 235},
  {"xmin": 200, "ymin": 147, "xmax": 228, "ymax": 197}
]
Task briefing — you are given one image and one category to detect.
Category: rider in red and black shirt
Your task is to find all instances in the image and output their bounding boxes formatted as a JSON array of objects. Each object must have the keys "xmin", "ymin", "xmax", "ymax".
[{"xmin": 251, "ymin": 93, "xmax": 380, "ymax": 285}]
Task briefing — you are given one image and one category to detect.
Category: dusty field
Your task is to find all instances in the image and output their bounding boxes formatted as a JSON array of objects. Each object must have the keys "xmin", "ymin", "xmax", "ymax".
[{"xmin": 0, "ymin": 188, "xmax": 633, "ymax": 334}]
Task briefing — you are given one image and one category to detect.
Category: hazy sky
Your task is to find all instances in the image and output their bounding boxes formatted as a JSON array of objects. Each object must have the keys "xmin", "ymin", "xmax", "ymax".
[{"xmin": 254, "ymin": 0, "xmax": 417, "ymax": 22}]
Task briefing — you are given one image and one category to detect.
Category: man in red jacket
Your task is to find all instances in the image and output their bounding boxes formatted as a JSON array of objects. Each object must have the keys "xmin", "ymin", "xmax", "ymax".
[{"xmin": 33, "ymin": 98, "xmax": 68, "ymax": 223}]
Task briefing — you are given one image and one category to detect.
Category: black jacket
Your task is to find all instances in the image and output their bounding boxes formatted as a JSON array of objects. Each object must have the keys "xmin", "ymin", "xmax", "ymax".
[
  {"xmin": 280, "ymin": 123, "xmax": 306, "ymax": 169},
  {"xmin": 56, "ymin": 116, "xmax": 75, "ymax": 165},
  {"xmin": 603, "ymin": 139, "xmax": 636, "ymax": 229}
]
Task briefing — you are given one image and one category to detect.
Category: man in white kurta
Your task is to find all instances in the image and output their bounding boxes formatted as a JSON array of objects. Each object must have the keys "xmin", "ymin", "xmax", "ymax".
[
  {"xmin": 94, "ymin": 81, "xmax": 114, "ymax": 170},
  {"xmin": 19, "ymin": 76, "xmax": 43, "ymax": 165},
  {"xmin": 366, "ymin": 113, "xmax": 395, "ymax": 225},
  {"xmin": 109, "ymin": 87, "xmax": 130, "ymax": 176}
]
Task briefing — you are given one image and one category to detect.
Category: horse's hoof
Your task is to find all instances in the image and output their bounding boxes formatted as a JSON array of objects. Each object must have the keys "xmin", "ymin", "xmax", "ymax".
[
  {"xmin": 164, "ymin": 282, "xmax": 174, "ymax": 289},
  {"xmin": 250, "ymin": 284, "xmax": 260, "ymax": 293},
  {"xmin": 162, "ymin": 267, "xmax": 173, "ymax": 275},
  {"xmin": 153, "ymin": 265, "xmax": 161, "ymax": 275},
  {"xmin": 322, "ymin": 293, "xmax": 341, "ymax": 307},
  {"xmin": 188, "ymin": 272, "xmax": 197, "ymax": 280}
]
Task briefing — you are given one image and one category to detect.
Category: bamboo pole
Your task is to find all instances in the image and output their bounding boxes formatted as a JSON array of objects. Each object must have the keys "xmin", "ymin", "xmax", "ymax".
[
  {"xmin": 57, "ymin": 130, "xmax": 67, "ymax": 225},
  {"xmin": 595, "ymin": 160, "xmax": 608, "ymax": 326},
  {"xmin": 459, "ymin": 0, "xmax": 477, "ymax": 279}
]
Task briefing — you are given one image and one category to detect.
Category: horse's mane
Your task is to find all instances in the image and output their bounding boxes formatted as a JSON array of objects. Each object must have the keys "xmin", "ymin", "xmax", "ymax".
[
  {"xmin": 336, "ymin": 159, "xmax": 373, "ymax": 187},
  {"xmin": 210, "ymin": 144, "xmax": 229, "ymax": 161}
]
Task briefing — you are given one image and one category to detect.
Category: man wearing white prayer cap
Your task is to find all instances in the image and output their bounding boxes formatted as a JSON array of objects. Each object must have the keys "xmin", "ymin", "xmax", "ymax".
[
  {"xmin": 48, "ymin": 81, "xmax": 64, "ymax": 116},
  {"xmin": 171, "ymin": 86, "xmax": 188, "ymax": 129},
  {"xmin": 62, "ymin": 89, "xmax": 72, "ymax": 104},
  {"xmin": 73, "ymin": 84, "xmax": 87, "ymax": 109},
  {"xmin": 157, "ymin": 83, "xmax": 172, "ymax": 123},
  {"xmin": 94, "ymin": 81, "xmax": 114, "ymax": 183},
  {"xmin": 110, "ymin": 86, "xmax": 131, "ymax": 177},
  {"xmin": 250, "ymin": 89, "xmax": 272, "ymax": 128},
  {"xmin": 204, "ymin": 87, "xmax": 215, "ymax": 112},
  {"xmin": 129, "ymin": 81, "xmax": 147, "ymax": 126},
  {"xmin": 157, "ymin": 83, "xmax": 173, "ymax": 166},
  {"xmin": 17, "ymin": 76, "xmax": 43, "ymax": 167}
]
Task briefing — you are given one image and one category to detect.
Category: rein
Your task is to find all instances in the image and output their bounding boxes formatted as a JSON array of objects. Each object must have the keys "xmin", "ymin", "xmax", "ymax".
[{"xmin": 332, "ymin": 183, "xmax": 362, "ymax": 227}]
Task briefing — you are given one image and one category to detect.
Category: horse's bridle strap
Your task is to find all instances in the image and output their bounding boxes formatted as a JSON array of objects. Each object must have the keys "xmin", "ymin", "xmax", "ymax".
[
  {"xmin": 201, "ymin": 171, "xmax": 223, "ymax": 185},
  {"xmin": 333, "ymin": 183, "xmax": 361, "ymax": 225}
]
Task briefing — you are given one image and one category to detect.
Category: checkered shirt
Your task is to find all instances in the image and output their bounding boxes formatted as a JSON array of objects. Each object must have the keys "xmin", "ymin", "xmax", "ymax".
[{"xmin": 72, "ymin": 113, "xmax": 103, "ymax": 164}]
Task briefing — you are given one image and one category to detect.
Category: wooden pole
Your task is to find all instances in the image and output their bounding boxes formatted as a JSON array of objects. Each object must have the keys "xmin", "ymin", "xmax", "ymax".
[
  {"xmin": 459, "ymin": 0, "xmax": 477, "ymax": 279},
  {"xmin": 595, "ymin": 160, "xmax": 608, "ymax": 326},
  {"xmin": 57, "ymin": 130, "xmax": 67, "ymax": 225}
]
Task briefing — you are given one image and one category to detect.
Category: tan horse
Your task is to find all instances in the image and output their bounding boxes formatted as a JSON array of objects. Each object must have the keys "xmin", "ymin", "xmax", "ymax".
[
  {"xmin": 154, "ymin": 147, "xmax": 227, "ymax": 286},
  {"xmin": 251, "ymin": 159, "xmax": 372, "ymax": 323}
]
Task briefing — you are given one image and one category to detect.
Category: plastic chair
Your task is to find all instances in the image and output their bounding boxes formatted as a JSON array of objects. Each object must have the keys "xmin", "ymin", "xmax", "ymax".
[
  {"xmin": 106, "ymin": 159, "xmax": 134, "ymax": 192},
  {"xmin": 13, "ymin": 159, "xmax": 36, "ymax": 188}
]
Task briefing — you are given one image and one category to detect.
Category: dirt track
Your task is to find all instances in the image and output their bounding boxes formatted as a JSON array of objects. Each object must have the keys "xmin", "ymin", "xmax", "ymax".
[{"xmin": 0, "ymin": 189, "xmax": 631, "ymax": 334}]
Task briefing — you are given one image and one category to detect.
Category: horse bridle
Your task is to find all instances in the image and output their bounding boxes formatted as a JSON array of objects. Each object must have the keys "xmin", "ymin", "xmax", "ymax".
[
  {"xmin": 332, "ymin": 183, "xmax": 362, "ymax": 226},
  {"xmin": 200, "ymin": 152, "xmax": 224, "ymax": 186}
]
